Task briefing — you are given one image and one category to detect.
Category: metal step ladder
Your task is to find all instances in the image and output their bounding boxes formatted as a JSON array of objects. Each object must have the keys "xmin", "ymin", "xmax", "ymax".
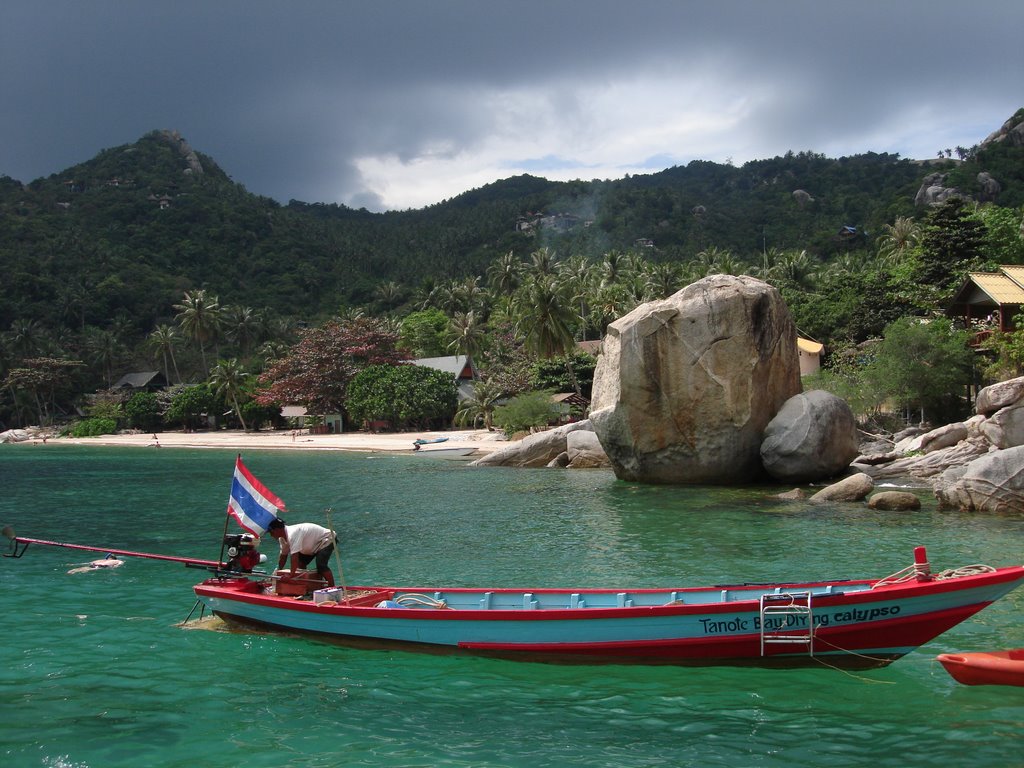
[{"xmin": 759, "ymin": 591, "xmax": 814, "ymax": 657}]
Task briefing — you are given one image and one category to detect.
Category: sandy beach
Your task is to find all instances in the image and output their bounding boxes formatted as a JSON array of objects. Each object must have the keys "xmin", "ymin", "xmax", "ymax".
[{"xmin": 34, "ymin": 428, "xmax": 507, "ymax": 455}]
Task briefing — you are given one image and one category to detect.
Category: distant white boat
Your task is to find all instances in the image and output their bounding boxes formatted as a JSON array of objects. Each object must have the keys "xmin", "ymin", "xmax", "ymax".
[{"xmin": 413, "ymin": 446, "xmax": 476, "ymax": 459}]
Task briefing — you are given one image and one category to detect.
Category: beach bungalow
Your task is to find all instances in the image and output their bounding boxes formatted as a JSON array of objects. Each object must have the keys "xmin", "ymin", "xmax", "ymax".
[
  {"xmin": 412, "ymin": 355, "xmax": 478, "ymax": 401},
  {"xmin": 111, "ymin": 371, "xmax": 167, "ymax": 391}
]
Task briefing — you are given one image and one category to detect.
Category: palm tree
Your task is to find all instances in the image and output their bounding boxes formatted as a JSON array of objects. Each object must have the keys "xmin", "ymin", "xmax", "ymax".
[
  {"xmin": 148, "ymin": 324, "xmax": 182, "ymax": 384},
  {"xmin": 447, "ymin": 310, "xmax": 486, "ymax": 360},
  {"xmin": 642, "ymin": 261, "xmax": 683, "ymax": 300},
  {"xmin": 429, "ymin": 281, "xmax": 464, "ymax": 315},
  {"xmin": 455, "ymin": 378, "xmax": 504, "ymax": 431},
  {"xmin": 222, "ymin": 305, "xmax": 261, "ymax": 361},
  {"xmin": 558, "ymin": 254, "xmax": 597, "ymax": 339},
  {"xmin": 487, "ymin": 251, "xmax": 523, "ymax": 297},
  {"xmin": 529, "ymin": 247, "xmax": 557, "ymax": 277},
  {"xmin": 877, "ymin": 216, "xmax": 921, "ymax": 265},
  {"xmin": 374, "ymin": 281, "xmax": 405, "ymax": 313},
  {"xmin": 776, "ymin": 250, "xmax": 820, "ymax": 290},
  {"xmin": 516, "ymin": 275, "xmax": 576, "ymax": 359},
  {"xmin": 456, "ymin": 276, "xmax": 488, "ymax": 316},
  {"xmin": 84, "ymin": 327, "xmax": 123, "ymax": 387},
  {"xmin": 209, "ymin": 358, "xmax": 251, "ymax": 431},
  {"xmin": 7, "ymin": 319, "xmax": 45, "ymax": 359},
  {"xmin": 174, "ymin": 289, "xmax": 222, "ymax": 376}
]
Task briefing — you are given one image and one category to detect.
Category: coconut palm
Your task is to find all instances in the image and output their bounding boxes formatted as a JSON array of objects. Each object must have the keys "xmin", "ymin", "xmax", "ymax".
[
  {"xmin": 6, "ymin": 319, "xmax": 46, "ymax": 359},
  {"xmin": 642, "ymin": 261, "xmax": 683, "ymax": 300},
  {"xmin": 529, "ymin": 247, "xmax": 557, "ymax": 277},
  {"xmin": 148, "ymin": 324, "xmax": 182, "ymax": 384},
  {"xmin": 209, "ymin": 358, "xmax": 251, "ymax": 431},
  {"xmin": 447, "ymin": 310, "xmax": 487, "ymax": 360},
  {"xmin": 84, "ymin": 327, "xmax": 123, "ymax": 387},
  {"xmin": 454, "ymin": 378, "xmax": 504, "ymax": 430},
  {"xmin": 877, "ymin": 216, "xmax": 921, "ymax": 265},
  {"xmin": 516, "ymin": 274, "xmax": 576, "ymax": 359},
  {"xmin": 775, "ymin": 250, "xmax": 820, "ymax": 290},
  {"xmin": 174, "ymin": 289, "xmax": 222, "ymax": 376},
  {"xmin": 487, "ymin": 251, "xmax": 523, "ymax": 297},
  {"xmin": 222, "ymin": 305, "xmax": 261, "ymax": 360},
  {"xmin": 374, "ymin": 281, "xmax": 406, "ymax": 313}
]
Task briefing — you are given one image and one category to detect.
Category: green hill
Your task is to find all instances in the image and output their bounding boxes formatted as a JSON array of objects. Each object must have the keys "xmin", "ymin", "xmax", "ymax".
[{"xmin": 1, "ymin": 111, "xmax": 1022, "ymax": 410}]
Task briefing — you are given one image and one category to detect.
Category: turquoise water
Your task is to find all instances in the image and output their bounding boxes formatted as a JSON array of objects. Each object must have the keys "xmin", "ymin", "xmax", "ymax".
[{"xmin": 1, "ymin": 446, "xmax": 1023, "ymax": 768}]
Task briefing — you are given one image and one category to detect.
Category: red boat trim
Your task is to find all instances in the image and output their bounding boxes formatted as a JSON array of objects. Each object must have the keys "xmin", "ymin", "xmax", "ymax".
[{"xmin": 193, "ymin": 565, "xmax": 1024, "ymax": 622}]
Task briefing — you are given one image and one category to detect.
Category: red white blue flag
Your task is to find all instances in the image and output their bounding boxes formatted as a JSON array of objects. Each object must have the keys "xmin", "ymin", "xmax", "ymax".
[{"xmin": 227, "ymin": 456, "xmax": 285, "ymax": 535}]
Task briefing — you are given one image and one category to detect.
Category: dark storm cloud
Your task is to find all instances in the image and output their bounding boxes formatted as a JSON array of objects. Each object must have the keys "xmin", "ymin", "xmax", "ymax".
[{"xmin": 2, "ymin": 1, "xmax": 1021, "ymax": 210}]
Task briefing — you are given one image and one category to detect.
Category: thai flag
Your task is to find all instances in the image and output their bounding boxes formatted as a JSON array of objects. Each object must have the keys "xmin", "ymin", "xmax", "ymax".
[{"xmin": 227, "ymin": 456, "xmax": 285, "ymax": 535}]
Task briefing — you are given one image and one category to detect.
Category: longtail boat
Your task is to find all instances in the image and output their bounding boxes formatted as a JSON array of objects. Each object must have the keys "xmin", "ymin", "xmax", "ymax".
[{"xmin": 192, "ymin": 546, "xmax": 1024, "ymax": 668}]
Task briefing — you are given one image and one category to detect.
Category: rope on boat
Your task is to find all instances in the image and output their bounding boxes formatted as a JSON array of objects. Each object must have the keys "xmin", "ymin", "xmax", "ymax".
[
  {"xmin": 934, "ymin": 564, "xmax": 996, "ymax": 579},
  {"xmin": 394, "ymin": 593, "xmax": 449, "ymax": 609},
  {"xmin": 799, "ymin": 627, "xmax": 896, "ymax": 683},
  {"xmin": 872, "ymin": 561, "xmax": 994, "ymax": 588}
]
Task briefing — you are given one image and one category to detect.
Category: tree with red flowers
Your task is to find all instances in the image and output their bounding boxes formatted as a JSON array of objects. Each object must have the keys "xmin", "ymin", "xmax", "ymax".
[{"xmin": 255, "ymin": 318, "xmax": 404, "ymax": 415}]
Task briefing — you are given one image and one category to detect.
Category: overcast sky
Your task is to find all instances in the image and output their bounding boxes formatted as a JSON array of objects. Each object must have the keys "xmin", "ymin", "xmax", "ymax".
[{"xmin": 2, "ymin": 1, "xmax": 1022, "ymax": 212}]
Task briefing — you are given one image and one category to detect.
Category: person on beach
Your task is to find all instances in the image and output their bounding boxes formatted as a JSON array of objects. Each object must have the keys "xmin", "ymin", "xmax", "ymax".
[{"xmin": 266, "ymin": 519, "xmax": 337, "ymax": 587}]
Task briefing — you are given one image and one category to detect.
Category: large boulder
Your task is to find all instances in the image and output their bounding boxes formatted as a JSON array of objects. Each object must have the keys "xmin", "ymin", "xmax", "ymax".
[
  {"xmin": 934, "ymin": 445, "xmax": 1024, "ymax": 513},
  {"xmin": 0, "ymin": 429, "xmax": 31, "ymax": 443},
  {"xmin": 590, "ymin": 275, "xmax": 801, "ymax": 484},
  {"xmin": 565, "ymin": 429, "xmax": 611, "ymax": 468},
  {"xmin": 470, "ymin": 421, "xmax": 593, "ymax": 468},
  {"xmin": 979, "ymin": 403, "xmax": 1024, "ymax": 449},
  {"xmin": 760, "ymin": 390, "xmax": 859, "ymax": 482},
  {"xmin": 809, "ymin": 472, "xmax": 874, "ymax": 503},
  {"xmin": 975, "ymin": 376, "xmax": 1024, "ymax": 416}
]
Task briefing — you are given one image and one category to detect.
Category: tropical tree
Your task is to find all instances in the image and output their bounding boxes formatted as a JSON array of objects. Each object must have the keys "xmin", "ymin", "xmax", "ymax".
[
  {"xmin": 84, "ymin": 327, "xmax": 125, "ymax": 387},
  {"xmin": 915, "ymin": 198, "xmax": 989, "ymax": 302},
  {"xmin": 2, "ymin": 358, "xmax": 84, "ymax": 426},
  {"xmin": 642, "ymin": 261, "xmax": 683, "ymax": 300},
  {"xmin": 6, "ymin": 319, "xmax": 46, "ymax": 359},
  {"xmin": 346, "ymin": 363, "xmax": 457, "ymax": 430},
  {"xmin": 399, "ymin": 308, "xmax": 450, "ymax": 357},
  {"xmin": 209, "ymin": 358, "xmax": 252, "ymax": 431},
  {"xmin": 124, "ymin": 391, "xmax": 163, "ymax": 431},
  {"xmin": 492, "ymin": 390, "xmax": 558, "ymax": 437},
  {"xmin": 516, "ymin": 275, "xmax": 576, "ymax": 359},
  {"xmin": 256, "ymin": 318, "xmax": 403, "ymax": 416},
  {"xmin": 148, "ymin": 324, "xmax": 182, "ymax": 384},
  {"xmin": 374, "ymin": 280, "xmax": 406, "ymax": 313},
  {"xmin": 222, "ymin": 305, "xmax": 261, "ymax": 361},
  {"xmin": 529, "ymin": 247, "xmax": 557, "ymax": 276},
  {"xmin": 174, "ymin": 289, "xmax": 222, "ymax": 377},
  {"xmin": 863, "ymin": 317, "xmax": 974, "ymax": 424},
  {"xmin": 164, "ymin": 384, "xmax": 214, "ymax": 431},
  {"xmin": 487, "ymin": 251, "xmax": 523, "ymax": 297},
  {"xmin": 447, "ymin": 310, "xmax": 487, "ymax": 360},
  {"xmin": 454, "ymin": 377, "xmax": 504, "ymax": 430},
  {"xmin": 877, "ymin": 216, "xmax": 921, "ymax": 265}
]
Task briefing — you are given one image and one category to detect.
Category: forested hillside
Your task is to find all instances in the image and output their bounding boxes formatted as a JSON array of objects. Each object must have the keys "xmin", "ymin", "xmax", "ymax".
[
  {"xmin": 1, "ymin": 111, "xmax": 1023, "ymax": 432},
  {"xmin": 0, "ymin": 130, "xmax": 965, "ymax": 327}
]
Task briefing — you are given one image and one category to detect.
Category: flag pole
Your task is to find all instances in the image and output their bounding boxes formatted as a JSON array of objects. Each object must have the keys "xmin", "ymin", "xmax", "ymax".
[
  {"xmin": 218, "ymin": 454, "xmax": 241, "ymax": 565},
  {"xmin": 323, "ymin": 506, "xmax": 348, "ymax": 602}
]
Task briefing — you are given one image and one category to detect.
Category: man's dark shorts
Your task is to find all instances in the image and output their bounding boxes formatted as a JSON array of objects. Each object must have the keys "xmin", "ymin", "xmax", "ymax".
[{"xmin": 297, "ymin": 537, "xmax": 336, "ymax": 572}]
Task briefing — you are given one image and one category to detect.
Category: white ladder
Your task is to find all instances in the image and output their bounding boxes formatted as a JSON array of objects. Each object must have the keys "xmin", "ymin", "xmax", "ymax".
[{"xmin": 759, "ymin": 591, "xmax": 814, "ymax": 657}]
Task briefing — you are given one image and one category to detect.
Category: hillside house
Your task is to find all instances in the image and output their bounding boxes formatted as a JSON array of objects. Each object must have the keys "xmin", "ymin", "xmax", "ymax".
[
  {"xmin": 797, "ymin": 337, "xmax": 824, "ymax": 377},
  {"xmin": 947, "ymin": 266, "xmax": 1024, "ymax": 342}
]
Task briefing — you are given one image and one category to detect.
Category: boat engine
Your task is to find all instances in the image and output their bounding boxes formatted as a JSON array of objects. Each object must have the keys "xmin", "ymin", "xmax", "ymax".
[{"xmin": 223, "ymin": 533, "xmax": 266, "ymax": 573}]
